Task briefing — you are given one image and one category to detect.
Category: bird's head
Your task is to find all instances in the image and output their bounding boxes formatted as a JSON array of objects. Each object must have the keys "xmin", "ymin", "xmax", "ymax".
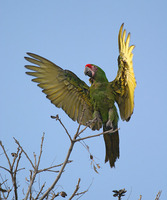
[
  {"xmin": 84, "ymin": 64, "xmax": 108, "ymax": 83},
  {"xmin": 84, "ymin": 64, "xmax": 97, "ymax": 78}
]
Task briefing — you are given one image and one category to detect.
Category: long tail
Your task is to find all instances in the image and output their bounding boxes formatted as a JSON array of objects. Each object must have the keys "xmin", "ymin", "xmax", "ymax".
[{"xmin": 103, "ymin": 126, "xmax": 119, "ymax": 168}]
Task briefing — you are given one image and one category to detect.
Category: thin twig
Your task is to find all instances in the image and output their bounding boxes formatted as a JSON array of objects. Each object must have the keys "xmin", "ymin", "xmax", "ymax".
[
  {"xmin": 50, "ymin": 192, "xmax": 60, "ymax": 199},
  {"xmin": 37, "ymin": 133, "xmax": 45, "ymax": 168},
  {"xmin": 39, "ymin": 137, "xmax": 75, "ymax": 200},
  {"xmin": 75, "ymin": 178, "xmax": 93, "ymax": 200},
  {"xmin": 155, "ymin": 190, "xmax": 162, "ymax": 200},
  {"xmin": 0, "ymin": 166, "xmax": 11, "ymax": 173},
  {"xmin": 24, "ymin": 133, "xmax": 45, "ymax": 200},
  {"xmin": 0, "ymin": 141, "xmax": 18, "ymax": 200},
  {"xmin": 11, "ymin": 147, "xmax": 20, "ymax": 170},
  {"xmin": 0, "ymin": 187, "xmax": 7, "ymax": 193},
  {"xmin": 0, "ymin": 175, "xmax": 8, "ymax": 194},
  {"xmin": 29, "ymin": 171, "xmax": 33, "ymax": 200},
  {"xmin": 34, "ymin": 152, "xmax": 37, "ymax": 167},
  {"xmin": 15, "ymin": 149, "xmax": 23, "ymax": 173},
  {"xmin": 38, "ymin": 160, "xmax": 72, "ymax": 173},
  {"xmin": 39, "ymin": 115, "xmax": 84, "ymax": 200},
  {"xmin": 13, "ymin": 137, "xmax": 35, "ymax": 169},
  {"xmin": 77, "ymin": 125, "xmax": 89, "ymax": 136},
  {"xmin": 6, "ymin": 189, "xmax": 12, "ymax": 199},
  {"xmin": 12, "ymin": 149, "xmax": 23, "ymax": 200},
  {"xmin": 0, "ymin": 141, "xmax": 12, "ymax": 170},
  {"xmin": 69, "ymin": 178, "xmax": 81, "ymax": 200},
  {"xmin": 16, "ymin": 167, "xmax": 25, "ymax": 172},
  {"xmin": 51, "ymin": 115, "xmax": 72, "ymax": 142},
  {"xmin": 75, "ymin": 106, "xmax": 86, "ymax": 137},
  {"xmin": 35, "ymin": 182, "xmax": 46, "ymax": 200},
  {"xmin": 0, "ymin": 179, "xmax": 8, "ymax": 187},
  {"xmin": 75, "ymin": 128, "xmax": 119, "ymax": 142},
  {"xmin": 138, "ymin": 195, "xmax": 142, "ymax": 200},
  {"xmin": 11, "ymin": 170, "xmax": 18, "ymax": 200},
  {"xmin": 25, "ymin": 170, "xmax": 37, "ymax": 200},
  {"xmin": 77, "ymin": 117, "xmax": 97, "ymax": 137}
]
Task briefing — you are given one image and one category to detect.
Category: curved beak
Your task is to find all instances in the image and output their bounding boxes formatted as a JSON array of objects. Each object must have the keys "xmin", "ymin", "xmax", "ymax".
[{"xmin": 84, "ymin": 67, "xmax": 92, "ymax": 77}]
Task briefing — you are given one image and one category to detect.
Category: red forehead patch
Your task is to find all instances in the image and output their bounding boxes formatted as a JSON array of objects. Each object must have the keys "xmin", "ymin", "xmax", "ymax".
[{"xmin": 85, "ymin": 64, "xmax": 92, "ymax": 68}]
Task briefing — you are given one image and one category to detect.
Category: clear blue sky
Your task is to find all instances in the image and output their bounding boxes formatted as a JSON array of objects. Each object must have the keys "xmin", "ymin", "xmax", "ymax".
[{"xmin": 1, "ymin": 1, "xmax": 167, "ymax": 199}]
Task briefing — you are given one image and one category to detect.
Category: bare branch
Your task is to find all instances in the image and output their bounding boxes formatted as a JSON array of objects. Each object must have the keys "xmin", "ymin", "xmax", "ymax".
[
  {"xmin": 75, "ymin": 128, "xmax": 119, "ymax": 142},
  {"xmin": 155, "ymin": 190, "xmax": 162, "ymax": 200},
  {"xmin": 24, "ymin": 133, "xmax": 45, "ymax": 200},
  {"xmin": 15, "ymin": 149, "xmax": 23, "ymax": 173},
  {"xmin": 38, "ymin": 169, "xmax": 59, "ymax": 173},
  {"xmin": 13, "ymin": 137, "xmax": 35, "ymax": 169},
  {"xmin": 37, "ymin": 114, "xmax": 87, "ymax": 199},
  {"xmin": 0, "ymin": 179, "xmax": 8, "ymax": 187},
  {"xmin": 0, "ymin": 186, "xmax": 7, "ymax": 193},
  {"xmin": 0, "ymin": 141, "xmax": 12, "ymax": 170},
  {"xmin": 0, "ymin": 175, "xmax": 10, "ymax": 198},
  {"xmin": 77, "ymin": 117, "xmax": 97, "ymax": 137},
  {"xmin": 11, "ymin": 171, "xmax": 18, "ymax": 200},
  {"xmin": 76, "ymin": 106, "xmax": 86, "ymax": 136},
  {"xmin": 34, "ymin": 152, "xmax": 37, "ymax": 167},
  {"xmin": 16, "ymin": 167, "xmax": 25, "ymax": 172},
  {"xmin": 38, "ymin": 160, "xmax": 72, "ymax": 173},
  {"xmin": 74, "ymin": 178, "xmax": 93, "ymax": 200},
  {"xmin": 12, "ymin": 149, "xmax": 23, "ymax": 200},
  {"xmin": 50, "ymin": 192, "xmax": 60, "ymax": 199},
  {"xmin": 69, "ymin": 178, "xmax": 81, "ymax": 200},
  {"xmin": 11, "ymin": 147, "xmax": 20, "ymax": 170},
  {"xmin": 39, "ymin": 138, "xmax": 75, "ymax": 199},
  {"xmin": 77, "ymin": 125, "xmax": 88, "ymax": 136},
  {"xmin": 25, "ymin": 170, "xmax": 37, "ymax": 200},
  {"xmin": 51, "ymin": 115, "xmax": 72, "ymax": 142},
  {"xmin": 37, "ymin": 133, "xmax": 45, "ymax": 168},
  {"xmin": 0, "ymin": 141, "xmax": 18, "ymax": 200},
  {"xmin": 35, "ymin": 182, "xmax": 46, "ymax": 200},
  {"xmin": 0, "ymin": 166, "xmax": 11, "ymax": 173},
  {"xmin": 29, "ymin": 171, "xmax": 33, "ymax": 200},
  {"xmin": 138, "ymin": 195, "xmax": 142, "ymax": 200}
]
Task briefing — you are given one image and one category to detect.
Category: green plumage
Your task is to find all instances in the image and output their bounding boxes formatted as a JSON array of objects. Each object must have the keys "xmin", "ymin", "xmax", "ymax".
[
  {"xmin": 25, "ymin": 24, "xmax": 136, "ymax": 168},
  {"xmin": 88, "ymin": 66, "xmax": 119, "ymax": 167}
]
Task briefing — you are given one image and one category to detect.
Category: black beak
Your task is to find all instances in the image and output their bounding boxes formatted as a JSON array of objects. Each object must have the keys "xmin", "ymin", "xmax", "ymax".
[{"xmin": 84, "ymin": 67, "xmax": 92, "ymax": 77}]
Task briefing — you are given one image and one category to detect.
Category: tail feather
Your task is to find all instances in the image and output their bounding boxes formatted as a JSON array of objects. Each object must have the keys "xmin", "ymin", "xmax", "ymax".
[{"xmin": 103, "ymin": 129, "xmax": 119, "ymax": 168}]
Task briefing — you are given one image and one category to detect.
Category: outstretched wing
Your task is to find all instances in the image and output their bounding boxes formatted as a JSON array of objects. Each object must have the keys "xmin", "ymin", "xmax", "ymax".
[
  {"xmin": 111, "ymin": 24, "xmax": 136, "ymax": 121},
  {"xmin": 25, "ymin": 53, "xmax": 94, "ymax": 125}
]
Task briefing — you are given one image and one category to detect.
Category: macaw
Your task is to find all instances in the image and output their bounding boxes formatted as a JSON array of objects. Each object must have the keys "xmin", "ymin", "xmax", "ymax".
[{"xmin": 25, "ymin": 24, "xmax": 136, "ymax": 168}]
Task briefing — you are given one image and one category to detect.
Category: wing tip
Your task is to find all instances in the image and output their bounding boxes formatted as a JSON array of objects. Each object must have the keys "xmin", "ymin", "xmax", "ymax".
[
  {"xmin": 26, "ymin": 52, "xmax": 35, "ymax": 56},
  {"xmin": 24, "ymin": 56, "xmax": 30, "ymax": 62}
]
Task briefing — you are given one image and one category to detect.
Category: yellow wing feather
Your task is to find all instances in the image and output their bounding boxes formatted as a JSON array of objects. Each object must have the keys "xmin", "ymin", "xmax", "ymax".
[
  {"xmin": 111, "ymin": 24, "xmax": 136, "ymax": 121},
  {"xmin": 25, "ymin": 53, "xmax": 94, "ymax": 125}
]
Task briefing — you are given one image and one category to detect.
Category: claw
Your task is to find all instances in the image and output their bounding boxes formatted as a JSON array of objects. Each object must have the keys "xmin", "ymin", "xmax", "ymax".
[
  {"xmin": 106, "ymin": 120, "xmax": 113, "ymax": 130},
  {"xmin": 87, "ymin": 117, "xmax": 102, "ymax": 131},
  {"xmin": 86, "ymin": 118, "xmax": 97, "ymax": 127}
]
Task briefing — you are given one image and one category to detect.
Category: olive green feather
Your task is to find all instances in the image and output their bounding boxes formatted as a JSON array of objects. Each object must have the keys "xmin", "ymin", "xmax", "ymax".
[{"xmin": 25, "ymin": 53, "xmax": 94, "ymax": 125}]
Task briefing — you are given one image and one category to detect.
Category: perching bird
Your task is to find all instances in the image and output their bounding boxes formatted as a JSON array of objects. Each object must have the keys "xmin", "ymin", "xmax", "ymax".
[{"xmin": 25, "ymin": 24, "xmax": 136, "ymax": 168}]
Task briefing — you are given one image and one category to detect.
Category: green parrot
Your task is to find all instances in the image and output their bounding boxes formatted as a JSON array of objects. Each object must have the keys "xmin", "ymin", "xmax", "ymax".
[{"xmin": 25, "ymin": 24, "xmax": 136, "ymax": 168}]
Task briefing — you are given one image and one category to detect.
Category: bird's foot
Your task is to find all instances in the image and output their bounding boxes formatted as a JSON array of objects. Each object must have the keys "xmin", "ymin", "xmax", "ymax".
[
  {"xmin": 106, "ymin": 120, "xmax": 113, "ymax": 130},
  {"xmin": 87, "ymin": 117, "xmax": 102, "ymax": 131}
]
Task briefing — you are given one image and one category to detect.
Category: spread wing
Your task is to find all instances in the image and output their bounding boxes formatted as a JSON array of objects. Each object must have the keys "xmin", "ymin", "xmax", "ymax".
[
  {"xmin": 111, "ymin": 24, "xmax": 136, "ymax": 121},
  {"xmin": 25, "ymin": 53, "xmax": 94, "ymax": 125}
]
